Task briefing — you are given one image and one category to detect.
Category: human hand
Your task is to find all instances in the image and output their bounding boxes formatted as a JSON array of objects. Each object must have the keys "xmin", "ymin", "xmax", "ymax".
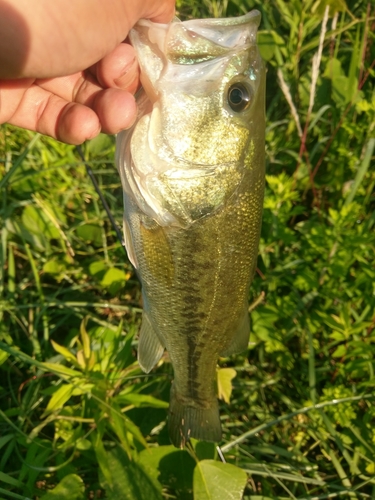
[
  {"xmin": 0, "ymin": 44, "xmax": 140, "ymax": 144},
  {"xmin": 0, "ymin": 0, "xmax": 175, "ymax": 144}
]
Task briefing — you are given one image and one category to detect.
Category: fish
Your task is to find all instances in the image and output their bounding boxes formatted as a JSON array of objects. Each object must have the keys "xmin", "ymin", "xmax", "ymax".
[{"xmin": 116, "ymin": 10, "xmax": 265, "ymax": 448}]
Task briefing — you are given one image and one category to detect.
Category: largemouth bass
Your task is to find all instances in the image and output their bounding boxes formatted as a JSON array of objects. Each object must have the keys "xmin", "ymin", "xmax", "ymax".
[{"xmin": 116, "ymin": 10, "xmax": 265, "ymax": 448}]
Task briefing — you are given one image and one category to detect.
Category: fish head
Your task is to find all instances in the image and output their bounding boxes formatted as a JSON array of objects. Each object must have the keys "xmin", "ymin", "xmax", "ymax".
[{"xmin": 117, "ymin": 11, "xmax": 265, "ymax": 228}]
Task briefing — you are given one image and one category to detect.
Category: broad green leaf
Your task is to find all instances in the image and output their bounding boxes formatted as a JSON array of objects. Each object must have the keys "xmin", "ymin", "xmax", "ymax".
[
  {"xmin": 193, "ymin": 460, "xmax": 247, "ymax": 500},
  {"xmin": 51, "ymin": 340, "xmax": 79, "ymax": 366},
  {"xmin": 193, "ymin": 440, "xmax": 217, "ymax": 461},
  {"xmin": 22, "ymin": 205, "xmax": 60, "ymax": 240},
  {"xmin": 332, "ymin": 344, "xmax": 347, "ymax": 358},
  {"xmin": 76, "ymin": 438, "xmax": 91, "ymax": 451},
  {"xmin": 42, "ymin": 362, "xmax": 82, "ymax": 378},
  {"xmin": 72, "ymin": 383, "xmax": 94, "ymax": 395},
  {"xmin": 101, "ymin": 267, "xmax": 128, "ymax": 295},
  {"xmin": 116, "ymin": 392, "xmax": 168, "ymax": 408},
  {"xmin": 108, "ymin": 402, "xmax": 147, "ymax": 450},
  {"xmin": 217, "ymin": 367, "xmax": 236, "ymax": 403},
  {"xmin": 43, "ymin": 259, "xmax": 66, "ymax": 275},
  {"xmin": 323, "ymin": 57, "xmax": 361, "ymax": 105},
  {"xmin": 94, "ymin": 433, "xmax": 113, "ymax": 487},
  {"xmin": 317, "ymin": 312, "xmax": 346, "ymax": 334},
  {"xmin": 39, "ymin": 474, "xmax": 84, "ymax": 500},
  {"xmin": 86, "ymin": 133, "xmax": 113, "ymax": 155},
  {"xmin": 108, "ymin": 406, "xmax": 132, "ymax": 455},
  {"xmin": 257, "ymin": 31, "xmax": 276, "ymax": 61},
  {"xmin": 329, "ymin": 331, "xmax": 346, "ymax": 341},
  {"xmin": 76, "ymin": 224, "xmax": 102, "ymax": 246},
  {"xmin": 120, "ymin": 412, "xmax": 148, "ymax": 448},
  {"xmin": 88, "ymin": 260, "xmax": 107, "ymax": 278},
  {"xmin": 43, "ymin": 384, "xmax": 73, "ymax": 415},
  {"xmin": 6, "ymin": 218, "xmax": 46, "ymax": 251},
  {"xmin": 138, "ymin": 446, "xmax": 195, "ymax": 494},
  {"xmin": 99, "ymin": 446, "xmax": 163, "ymax": 500},
  {"xmin": 0, "ymin": 348, "xmax": 9, "ymax": 366}
]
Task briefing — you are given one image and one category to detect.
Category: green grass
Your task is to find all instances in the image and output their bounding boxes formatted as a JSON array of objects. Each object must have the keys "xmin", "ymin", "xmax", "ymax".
[{"xmin": 1, "ymin": 0, "xmax": 375, "ymax": 498}]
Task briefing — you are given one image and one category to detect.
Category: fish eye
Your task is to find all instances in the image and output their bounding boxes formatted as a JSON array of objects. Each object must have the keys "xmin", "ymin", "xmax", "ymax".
[{"xmin": 227, "ymin": 82, "xmax": 252, "ymax": 112}]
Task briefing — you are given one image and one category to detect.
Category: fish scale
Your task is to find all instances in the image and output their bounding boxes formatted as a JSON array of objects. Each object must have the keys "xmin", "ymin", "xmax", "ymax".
[{"xmin": 116, "ymin": 10, "xmax": 265, "ymax": 447}]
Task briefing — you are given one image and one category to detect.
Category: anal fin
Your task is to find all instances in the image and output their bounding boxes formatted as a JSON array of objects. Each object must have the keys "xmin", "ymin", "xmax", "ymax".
[
  {"xmin": 138, "ymin": 312, "xmax": 165, "ymax": 373},
  {"xmin": 220, "ymin": 308, "xmax": 250, "ymax": 357}
]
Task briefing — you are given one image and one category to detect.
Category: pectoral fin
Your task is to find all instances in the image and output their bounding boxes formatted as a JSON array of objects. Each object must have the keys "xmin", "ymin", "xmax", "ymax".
[
  {"xmin": 123, "ymin": 217, "xmax": 138, "ymax": 269},
  {"xmin": 138, "ymin": 312, "xmax": 165, "ymax": 373},
  {"xmin": 220, "ymin": 309, "xmax": 250, "ymax": 357}
]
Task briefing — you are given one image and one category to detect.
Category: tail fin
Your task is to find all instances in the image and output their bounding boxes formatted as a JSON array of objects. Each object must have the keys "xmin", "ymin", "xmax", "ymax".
[{"xmin": 168, "ymin": 384, "xmax": 222, "ymax": 448}]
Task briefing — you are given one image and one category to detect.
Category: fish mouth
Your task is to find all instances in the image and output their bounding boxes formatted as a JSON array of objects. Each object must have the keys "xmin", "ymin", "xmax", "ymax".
[{"xmin": 130, "ymin": 10, "xmax": 262, "ymax": 99}]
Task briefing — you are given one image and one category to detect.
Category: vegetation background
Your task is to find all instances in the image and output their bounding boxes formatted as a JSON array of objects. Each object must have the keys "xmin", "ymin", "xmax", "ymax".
[{"xmin": 0, "ymin": 0, "xmax": 374, "ymax": 498}]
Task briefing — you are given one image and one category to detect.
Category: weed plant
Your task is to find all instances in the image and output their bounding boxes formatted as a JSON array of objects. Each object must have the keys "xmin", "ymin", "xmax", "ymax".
[{"xmin": 0, "ymin": 0, "xmax": 374, "ymax": 498}]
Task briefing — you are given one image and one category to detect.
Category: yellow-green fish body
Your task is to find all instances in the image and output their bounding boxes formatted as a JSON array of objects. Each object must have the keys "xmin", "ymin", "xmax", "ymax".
[{"xmin": 116, "ymin": 11, "xmax": 265, "ymax": 448}]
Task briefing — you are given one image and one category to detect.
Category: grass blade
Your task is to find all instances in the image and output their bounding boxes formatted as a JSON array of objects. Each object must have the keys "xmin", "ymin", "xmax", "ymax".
[
  {"xmin": 0, "ymin": 134, "xmax": 40, "ymax": 190},
  {"xmin": 344, "ymin": 138, "xmax": 375, "ymax": 206}
]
